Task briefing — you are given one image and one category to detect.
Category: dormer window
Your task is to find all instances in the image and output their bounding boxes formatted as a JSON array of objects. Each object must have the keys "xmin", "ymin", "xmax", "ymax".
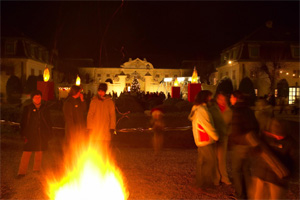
[
  {"xmin": 5, "ymin": 40, "xmax": 16, "ymax": 55},
  {"xmin": 291, "ymin": 46, "xmax": 299, "ymax": 58},
  {"xmin": 248, "ymin": 45, "xmax": 260, "ymax": 58}
]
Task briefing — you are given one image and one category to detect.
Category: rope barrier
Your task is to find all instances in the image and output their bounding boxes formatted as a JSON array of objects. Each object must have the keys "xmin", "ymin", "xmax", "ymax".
[{"xmin": 1, "ymin": 120, "xmax": 192, "ymax": 133}]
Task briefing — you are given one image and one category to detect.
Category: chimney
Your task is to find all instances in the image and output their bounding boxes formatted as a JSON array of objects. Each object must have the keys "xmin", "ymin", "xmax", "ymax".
[{"xmin": 266, "ymin": 20, "xmax": 273, "ymax": 28}]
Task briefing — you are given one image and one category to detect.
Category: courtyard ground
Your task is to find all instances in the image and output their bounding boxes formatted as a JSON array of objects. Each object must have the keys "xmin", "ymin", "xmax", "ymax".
[{"xmin": 1, "ymin": 125, "xmax": 299, "ymax": 200}]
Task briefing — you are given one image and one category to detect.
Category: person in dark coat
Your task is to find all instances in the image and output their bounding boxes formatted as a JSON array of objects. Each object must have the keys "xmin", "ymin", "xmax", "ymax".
[
  {"xmin": 63, "ymin": 85, "xmax": 87, "ymax": 145},
  {"xmin": 228, "ymin": 90, "xmax": 259, "ymax": 199},
  {"xmin": 17, "ymin": 90, "xmax": 52, "ymax": 177}
]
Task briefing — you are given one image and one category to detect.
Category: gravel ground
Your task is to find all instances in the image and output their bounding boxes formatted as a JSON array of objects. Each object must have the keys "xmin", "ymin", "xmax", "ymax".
[{"xmin": 1, "ymin": 131, "xmax": 299, "ymax": 200}]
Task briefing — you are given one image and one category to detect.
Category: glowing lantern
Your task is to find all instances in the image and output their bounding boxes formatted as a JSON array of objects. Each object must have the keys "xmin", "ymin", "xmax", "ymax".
[
  {"xmin": 76, "ymin": 75, "xmax": 81, "ymax": 86},
  {"xmin": 44, "ymin": 67, "xmax": 50, "ymax": 82},
  {"xmin": 191, "ymin": 67, "xmax": 198, "ymax": 83},
  {"xmin": 174, "ymin": 78, "xmax": 179, "ymax": 86}
]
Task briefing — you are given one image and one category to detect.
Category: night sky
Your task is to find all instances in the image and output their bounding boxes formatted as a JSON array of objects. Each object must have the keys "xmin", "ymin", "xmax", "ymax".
[{"xmin": 2, "ymin": 1, "xmax": 299, "ymax": 67}]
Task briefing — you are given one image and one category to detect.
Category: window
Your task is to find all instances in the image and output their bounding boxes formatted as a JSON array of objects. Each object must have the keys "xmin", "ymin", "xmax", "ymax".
[
  {"xmin": 289, "ymin": 87, "xmax": 300, "ymax": 104},
  {"xmin": 248, "ymin": 45, "xmax": 260, "ymax": 58},
  {"xmin": 291, "ymin": 46, "xmax": 299, "ymax": 58},
  {"xmin": 232, "ymin": 70, "xmax": 236, "ymax": 80},
  {"xmin": 165, "ymin": 74, "xmax": 169, "ymax": 77},
  {"xmin": 106, "ymin": 74, "xmax": 110, "ymax": 77},
  {"xmin": 155, "ymin": 74, "xmax": 160, "ymax": 78},
  {"xmin": 29, "ymin": 45, "xmax": 35, "ymax": 58},
  {"xmin": 31, "ymin": 68, "xmax": 35, "ymax": 76},
  {"xmin": 5, "ymin": 41, "xmax": 16, "ymax": 55},
  {"xmin": 97, "ymin": 74, "xmax": 101, "ymax": 77},
  {"xmin": 233, "ymin": 49, "xmax": 238, "ymax": 60},
  {"xmin": 255, "ymin": 89, "xmax": 258, "ymax": 96}
]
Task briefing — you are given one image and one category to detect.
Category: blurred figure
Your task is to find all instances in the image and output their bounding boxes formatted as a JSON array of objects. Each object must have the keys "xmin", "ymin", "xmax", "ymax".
[
  {"xmin": 252, "ymin": 118, "xmax": 298, "ymax": 199},
  {"xmin": 63, "ymin": 85, "xmax": 87, "ymax": 145},
  {"xmin": 255, "ymin": 98, "xmax": 273, "ymax": 136},
  {"xmin": 189, "ymin": 90, "xmax": 219, "ymax": 188},
  {"xmin": 267, "ymin": 94, "xmax": 276, "ymax": 117},
  {"xmin": 87, "ymin": 83, "xmax": 116, "ymax": 148},
  {"xmin": 151, "ymin": 107, "xmax": 165, "ymax": 155},
  {"xmin": 209, "ymin": 92, "xmax": 232, "ymax": 185},
  {"xmin": 17, "ymin": 90, "xmax": 52, "ymax": 178},
  {"xmin": 279, "ymin": 97, "xmax": 288, "ymax": 114},
  {"xmin": 228, "ymin": 90, "xmax": 259, "ymax": 199},
  {"xmin": 292, "ymin": 97, "xmax": 299, "ymax": 115}
]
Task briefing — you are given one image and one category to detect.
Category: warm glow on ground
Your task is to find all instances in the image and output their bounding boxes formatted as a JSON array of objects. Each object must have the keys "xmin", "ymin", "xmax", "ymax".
[{"xmin": 46, "ymin": 139, "xmax": 129, "ymax": 200}]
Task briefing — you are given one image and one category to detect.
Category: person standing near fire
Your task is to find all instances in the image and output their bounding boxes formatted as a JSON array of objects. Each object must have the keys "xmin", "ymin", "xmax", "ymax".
[
  {"xmin": 87, "ymin": 83, "xmax": 116, "ymax": 147},
  {"xmin": 189, "ymin": 90, "xmax": 219, "ymax": 188},
  {"xmin": 63, "ymin": 85, "xmax": 87, "ymax": 145},
  {"xmin": 17, "ymin": 90, "xmax": 52, "ymax": 178},
  {"xmin": 208, "ymin": 92, "xmax": 232, "ymax": 185}
]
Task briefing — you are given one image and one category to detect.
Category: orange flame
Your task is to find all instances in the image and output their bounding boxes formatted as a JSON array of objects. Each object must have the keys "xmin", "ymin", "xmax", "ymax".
[
  {"xmin": 76, "ymin": 75, "xmax": 81, "ymax": 86},
  {"xmin": 191, "ymin": 67, "xmax": 198, "ymax": 83},
  {"xmin": 46, "ymin": 138, "xmax": 129, "ymax": 200},
  {"xmin": 44, "ymin": 67, "xmax": 50, "ymax": 82},
  {"xmin": 174, "ymin": 78, "xmax": 179, "ymax": 86}
]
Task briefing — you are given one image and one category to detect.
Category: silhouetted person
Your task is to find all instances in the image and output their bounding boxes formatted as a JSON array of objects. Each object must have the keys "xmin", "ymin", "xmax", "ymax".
[
  {"xmin": 63, "ymin": 85, "xmax": 87, "ymax": 145},
  {"xmin": 228, "ymin": 90, "xmax": 259, "ymax": 199},
  {"xmin": 17, "ymin": 90, "xmax": 52, "ymax": 178}
]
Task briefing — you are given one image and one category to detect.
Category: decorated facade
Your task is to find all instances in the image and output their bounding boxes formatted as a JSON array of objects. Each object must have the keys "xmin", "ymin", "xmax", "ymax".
[{"xmin": 76, "ymin": 58, "xmax": 194, "ymax": 97}]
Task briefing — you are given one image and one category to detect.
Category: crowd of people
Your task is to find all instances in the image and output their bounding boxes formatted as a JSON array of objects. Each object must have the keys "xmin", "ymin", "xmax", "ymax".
[
  {"xmin": 16, "ymin": 85, "xmax": 298, "ymax": 199},
  {"xmin": 189, "ymin": 90, "xmax": 298, "ymax": 199}
]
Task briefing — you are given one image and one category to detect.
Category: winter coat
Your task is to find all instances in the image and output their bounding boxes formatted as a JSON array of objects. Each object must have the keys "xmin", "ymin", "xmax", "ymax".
[
  {"xmin": 208, "ymin": 101, "xmax": 232, "ymax": 142},
  {"xmin": 228, "ymin": 101, "xmax": 259, "ymax": 146},
  {"xmin": 87, "ymin": 95, "xmax": 116, "ymax": 141},
  {"xmin": 63, "ymin": 96, "xmax": 87, "ymax": 141},
  {"xmin": 189, "ymin": 104, "xmax": 219, "ymax": 147},
  {"xmin": 20, "ymin": 103, "xmax": 52, "ymax": 151}
]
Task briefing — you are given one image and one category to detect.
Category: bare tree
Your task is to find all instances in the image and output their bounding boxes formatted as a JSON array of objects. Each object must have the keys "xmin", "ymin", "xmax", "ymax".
[{"xmin": 252, "ymin": 44, "xmax": 288, "ymax": 94}]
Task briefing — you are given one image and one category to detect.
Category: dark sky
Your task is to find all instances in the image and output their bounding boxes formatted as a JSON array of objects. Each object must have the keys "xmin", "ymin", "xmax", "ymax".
[{"xmin": 2, "ymin": 1, "xmax": 299, "ymax": 67}]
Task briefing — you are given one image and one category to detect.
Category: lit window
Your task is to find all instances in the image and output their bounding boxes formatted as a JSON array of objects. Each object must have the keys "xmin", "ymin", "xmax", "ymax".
[
  {"xmin": 275, "ymin": 89, "xmax": 278, "ymax": 97},
  {"xmin": 289, "ymin": 87, "xmax": 300, "ymax": 104},
  {"xmin": 255, "ymin": 89, "xmax": 258, "ymax": 96}
]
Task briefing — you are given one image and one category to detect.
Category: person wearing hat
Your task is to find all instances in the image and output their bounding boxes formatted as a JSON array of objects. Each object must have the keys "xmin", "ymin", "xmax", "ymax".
[
  {"xmin": 87, "ymin": 83, "xmax": 116, "ymax": 147},
  {"xmin": 17, "ymin": 90, "xmax": 52, "ymax": 178},
  {"xmin": 63, "ymin": 85, "xmax": 87, "ymax": 145}
]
